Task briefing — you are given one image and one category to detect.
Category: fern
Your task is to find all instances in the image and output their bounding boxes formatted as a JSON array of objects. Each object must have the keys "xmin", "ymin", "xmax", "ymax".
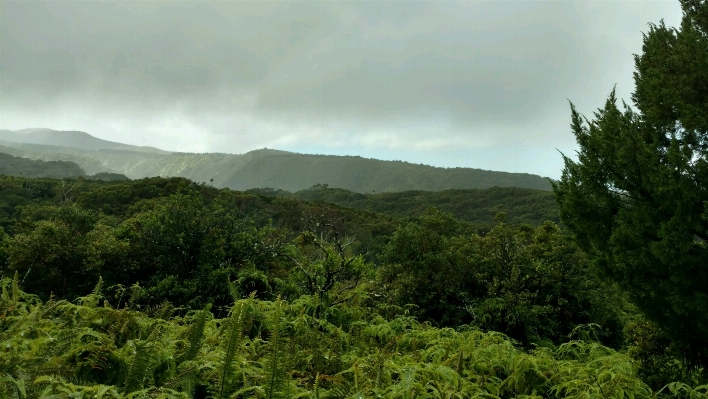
[
  {"xmin": 0, "ymin": 276, "xmax": 698, "ymax": 398},
  {"xmin": 85, "ymin": 276, "xmax": 104, "ymax": 309},
  {"xmin": 11, "ymin": 271, "xmax": 20, "ymax": 303},
  {"xmin": 177, "ymin": 304, "xmax": 211, "ymax": 365},
  {"xmin": 264, "ymin": 297, "xmax": 289, "ymax": 399},
  {"xmin": 0, "ymin": 374, "xmax": 25, "ymax": 399},
  {"xmin": 124, "ymin": 340, "xmax": 155, "ymax": 393},
  {"xmin": 212, "ymin": 293, "xmax": 254, "ymax": 399},
  {"xmin": 171, "ymin": 304, "xmax": 211, "ymax": 399}
]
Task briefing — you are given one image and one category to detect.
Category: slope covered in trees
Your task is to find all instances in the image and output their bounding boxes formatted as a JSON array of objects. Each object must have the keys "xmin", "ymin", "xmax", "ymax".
[
  {"xmin": 0, "ymin": 152, "xmax": 86, "ymax": 179},
  {"xmin": 0, "ymin": 152, "xmax": 130, "ymax": 182},
  {"xmin": 0, "ymin": 131, "xmax": 553, "ymax": 192},
  {"xmin": 249, "ymin": 185, "xmax": 559, "ymax": 228}
]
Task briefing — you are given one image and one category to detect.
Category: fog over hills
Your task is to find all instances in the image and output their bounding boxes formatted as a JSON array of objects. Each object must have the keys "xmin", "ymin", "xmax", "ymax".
[{"xmin": 0, "ymin": 128, "xmax": 552, "ymax": 192}]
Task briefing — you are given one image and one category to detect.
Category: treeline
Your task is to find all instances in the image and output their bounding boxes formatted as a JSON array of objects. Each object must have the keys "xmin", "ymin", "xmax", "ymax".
[{"xmin": 0, "ymin": 175, "xmax": 702, "ymax": 397}]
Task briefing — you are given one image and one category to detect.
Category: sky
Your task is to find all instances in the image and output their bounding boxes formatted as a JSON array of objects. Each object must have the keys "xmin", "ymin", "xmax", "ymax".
[{"xmin": 0, "ymin": 0, "xmax": 683, "ymax": 178}]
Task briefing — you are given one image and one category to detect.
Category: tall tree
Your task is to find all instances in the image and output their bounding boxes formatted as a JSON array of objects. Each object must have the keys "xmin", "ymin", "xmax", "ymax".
[{"xmin": 554, "ymin": 0, "xmax": 708, "ymax": 366}]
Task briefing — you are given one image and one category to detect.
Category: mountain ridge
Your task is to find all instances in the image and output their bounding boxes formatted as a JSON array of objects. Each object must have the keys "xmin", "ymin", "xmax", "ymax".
[
  {"xmin": 0, "ymin": 128, "xmax": 168, "ymax": 154},
  {"xmin": 0, "ymin": 128, "xmax": 554, "ymax": 192}
]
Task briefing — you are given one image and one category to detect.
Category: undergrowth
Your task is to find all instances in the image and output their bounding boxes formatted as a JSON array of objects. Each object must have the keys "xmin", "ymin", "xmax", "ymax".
[{"xmin": 1, "ymin": 275, "xmax": 705, "ymax": 399}]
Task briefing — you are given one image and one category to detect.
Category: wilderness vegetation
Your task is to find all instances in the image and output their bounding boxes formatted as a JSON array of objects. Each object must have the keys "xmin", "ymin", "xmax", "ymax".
[
  {"xmin": 0, "ymin": 175, "xmax": 702, "ymax": 398},
  {"xmin": 248, "ymin": 185, "xmax": 559, "ymax": 229},
  {"xmin": 3, "ymin": 0, "xmax": 708, "ymax": 397}
]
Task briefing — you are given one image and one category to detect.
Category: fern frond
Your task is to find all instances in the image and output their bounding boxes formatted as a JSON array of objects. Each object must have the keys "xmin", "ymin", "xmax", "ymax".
[
  {"xmin": 124, "ymin": 340, "xmax": 154, "ymax": 393},
  {"xmin": 177, "ymin": 304, "xmax": 211, "ymax": 365},
  {"xmin": 79, "ymin": 277, "xmax": 104, "ymax": 309},
  {"xmin": 213, "ymin": 293, "xmax": 254, "ymax": 399},
  {"xmin": 11, "ymin": 271, "xmax": 20, "ymax": 302},
  {"xmin": 264, "ymin": 297, "xmax": 289, "ymax": 399},
  {"xmin": 0, "ymin": 374, "xmax": 26, "ymax": 399}
]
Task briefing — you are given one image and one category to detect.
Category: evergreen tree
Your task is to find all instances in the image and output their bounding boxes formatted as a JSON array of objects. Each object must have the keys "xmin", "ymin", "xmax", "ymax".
[{"xmin": 554, "ymin": 0, "xmax": 708, "ymax": 367}]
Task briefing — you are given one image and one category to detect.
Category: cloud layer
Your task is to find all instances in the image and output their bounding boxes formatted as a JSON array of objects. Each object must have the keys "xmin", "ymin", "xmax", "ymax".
[{"xmin": 0, "ymin": 0, "xmax": 683, "ymax": 177}]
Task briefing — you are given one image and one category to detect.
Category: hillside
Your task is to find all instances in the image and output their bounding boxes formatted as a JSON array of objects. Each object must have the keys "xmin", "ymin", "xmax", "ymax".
[
  {"xmin": 0, "ymin": 152, "xmax": 86, "ymax": 178},
  {"xmin": 0, "ymin": 128, "xmax": 553, "ymax": 192},
  {"xmin": 248, "ymin": 185, "xmax": 559, "ymax": 227},
  {"xmin": 0, "ymin": 152, "xmax": 130, "ymax": 181}
]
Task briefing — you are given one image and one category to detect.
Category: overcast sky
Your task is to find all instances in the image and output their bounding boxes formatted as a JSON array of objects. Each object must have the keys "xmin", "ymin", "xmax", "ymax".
[{"xmin": 0, "ymin": 1, "xmax": 683, "ymax": 178}]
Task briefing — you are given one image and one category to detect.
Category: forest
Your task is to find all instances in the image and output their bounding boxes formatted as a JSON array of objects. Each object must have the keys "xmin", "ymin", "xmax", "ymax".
[
  {"xmin": 247, "ymin": 185, "xmax": 559, "ymax": 228},
  {"xmin": 3, "ymin": 0, "xmax": 708, "ymax": 397},
  {"xmin": 0, "ymin": 174, "xmax": 704, "ymax": 398}
]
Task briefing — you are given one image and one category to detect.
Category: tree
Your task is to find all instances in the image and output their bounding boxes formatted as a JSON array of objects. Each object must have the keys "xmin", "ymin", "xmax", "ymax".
[
  {"xmin": 380, "ymin": 209, "xmax": 622, "ymax": 346},
  {"xmin": 378, "ymin": 207, "xmax": 470, "ymax": 326},
  {"xmin": 283, "ymin": 212, "xmax": 371, "ymax": 316},
  {"xmin": 120, "ymin": 194, "xmax": 288, "ymax": 308},
  {"xmin": 554, "ymin": 0, "xmax": 708, "ymax": 367},
  {"xmin": 6, "ymin": 205, "xmax": 103, "ymax": 298}
]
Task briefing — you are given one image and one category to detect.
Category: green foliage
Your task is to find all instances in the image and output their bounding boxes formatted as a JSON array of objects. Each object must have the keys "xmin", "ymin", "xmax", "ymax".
[
  {"xmin": 263, "ymin": 298, "xmax": 289, "ymax": 399},
  {"xmin": 265, "ymin": 185, "xmax": 560, "ymax": 229},
  {"xmin": 380, "ymin": 208, "xmax": 624, "ymax": 347},
  {"xmin": 554, "ymin": 1, "xmax": 708, "ymax": 369},
  {"xmin": 0, "ymin": 152, "xmax": 85, "ymax": 179},
  {"xmin": 0, "ymin": 172, "xmax": 700, "ymax": 389},
  {"xmin": 0, "ymin": 176, "xmax": 397, "ymax": 308},
  {"xmin": 1, "ymin": 277, "xmax": 694, "ymax": 398},
  {"xmin": 5, "ymin": 205, "xmax": 104, "ymax": 298},
  {"xmin": 287, "ymin": 219, "xmax": 373, "ymax": 315}
]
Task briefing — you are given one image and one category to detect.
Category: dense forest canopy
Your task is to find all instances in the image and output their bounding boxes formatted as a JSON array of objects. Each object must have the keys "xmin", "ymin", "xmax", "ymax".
[{"xmin": 248, "ymin": 185, "xmax": 559, "ymax": 228}]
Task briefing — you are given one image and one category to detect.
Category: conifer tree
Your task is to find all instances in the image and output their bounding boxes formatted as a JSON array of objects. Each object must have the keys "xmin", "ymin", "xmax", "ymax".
[{"xmin": 554, "ymin": 0, "xmax": 708, "ymax": 367}]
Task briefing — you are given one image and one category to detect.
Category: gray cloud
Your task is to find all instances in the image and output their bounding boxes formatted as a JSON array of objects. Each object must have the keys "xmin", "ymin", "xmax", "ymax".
[{"xmin": 0, "ymin": 0, "xmax": 683, "ymax": 177}]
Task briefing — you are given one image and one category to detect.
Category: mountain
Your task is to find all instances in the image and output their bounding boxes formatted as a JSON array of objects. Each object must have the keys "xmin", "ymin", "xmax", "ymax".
[
  {"xmin": 0, "ymin": 128, "xmax": 167, "ymax": 154},
  {"xmin": 0, "ymin": 128, "xmax": 553, "ymax": 192}
]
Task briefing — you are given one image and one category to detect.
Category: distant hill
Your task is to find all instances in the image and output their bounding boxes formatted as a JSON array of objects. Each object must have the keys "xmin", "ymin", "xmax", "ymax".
[
  {"xmin": 0, "ymin": 128, "xmax": 553, "ymax": 192},
  {"xmin": 0, "ymin": 152, "xmax": 86, "ymax": 179},
  {"xmin": 248, "ymin": 185, "xmax": 559, "ymax": 227},
  {"xmin": 0, "ymin": 128, "xmax": 167, "ymax": 154},
  {"xmin": 0, "ymin": 152, "xmax": 130, "ymax": 181}
]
